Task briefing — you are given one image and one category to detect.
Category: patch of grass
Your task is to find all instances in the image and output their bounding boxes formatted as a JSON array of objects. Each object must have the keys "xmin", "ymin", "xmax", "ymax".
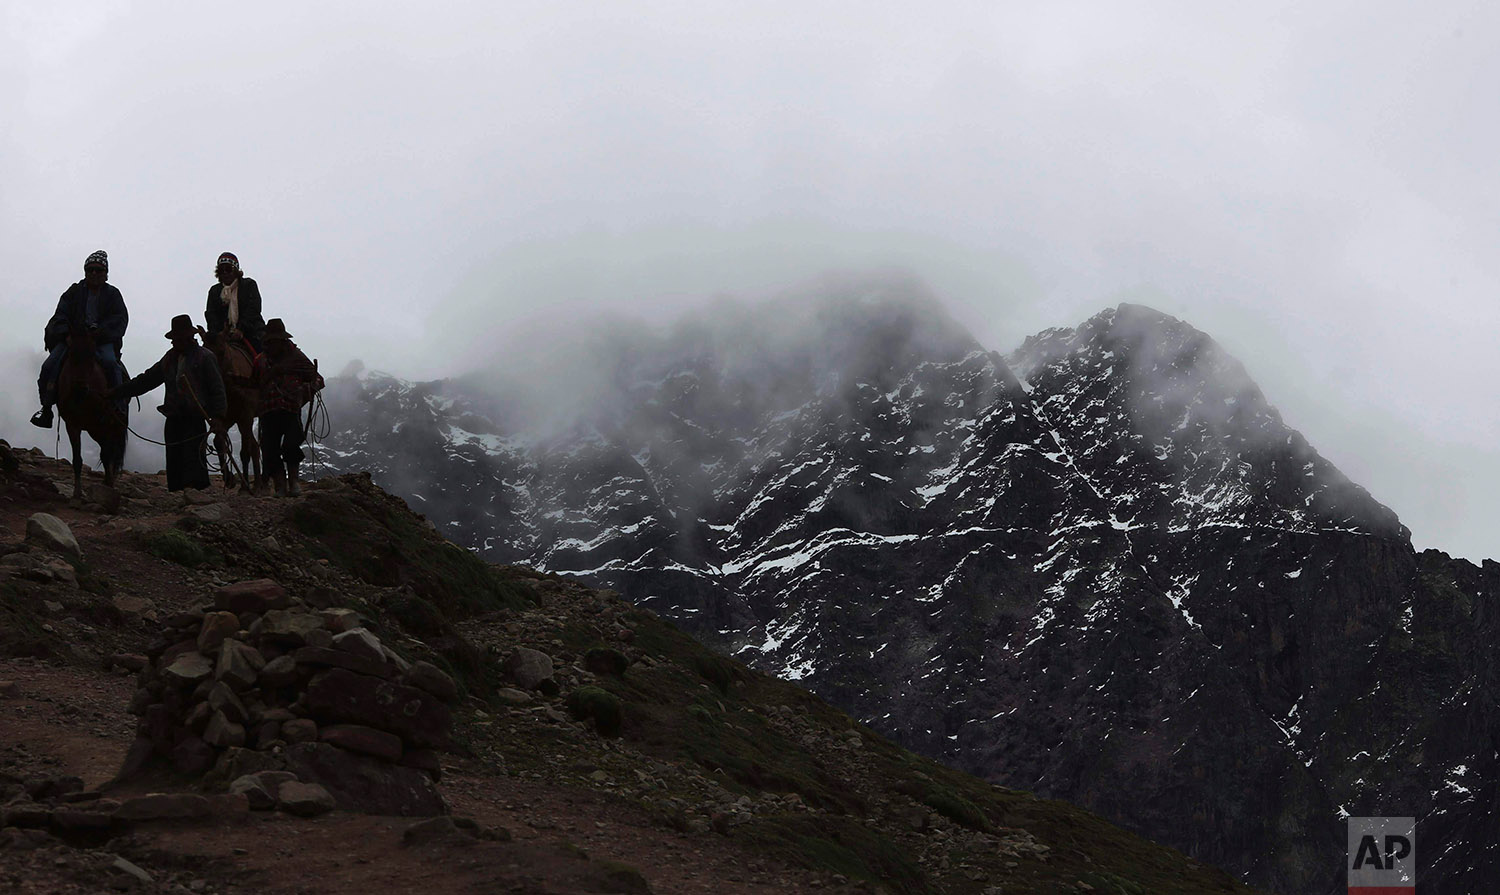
[
  {"xmin": 142, "ymin": 529, "xmax": 213, "ymax": 567},
  {"xmin": 741, "ymin": 814, "xmax": 928, "ymax": 894},
  {"xmin": 922, "ymin": 786, "xmax": 990, "ymax": 833},
  {"xmin": 593, "ymin": 860, "xmax": 652, "ymax": 895},
  {"xmin": 287, "ymin": 474, "xmax": 534, "ymax": 619},
  {"xmin": 379, "ymin": 592, "xmax": 494, "ymax": 701},
  {"xmin": 1079, "ymin": 872, "xmax": 1153, "ymax": 894},
  {"xmin": 585, "ymin": 646, "xmax": 630, "ymax": 676},
  {"xmin": 567, "ymin": 686, "xmax": 624, "ymax": 737},
  {"xmin": 693, "ymin": 654, "xmax": 740, "ymax": 693}
]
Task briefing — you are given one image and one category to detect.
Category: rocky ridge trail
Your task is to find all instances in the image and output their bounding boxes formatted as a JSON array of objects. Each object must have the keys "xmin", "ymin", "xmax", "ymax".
[{"xmin": 0, "ymin": 437, "xmax": 1256, "ymax": 894}]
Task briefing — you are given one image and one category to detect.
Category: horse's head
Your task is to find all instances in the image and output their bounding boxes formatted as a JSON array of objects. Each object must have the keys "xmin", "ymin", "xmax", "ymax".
[{"xmin": 196, "ymin": 325, "xmax": 225, "ymax": 356}]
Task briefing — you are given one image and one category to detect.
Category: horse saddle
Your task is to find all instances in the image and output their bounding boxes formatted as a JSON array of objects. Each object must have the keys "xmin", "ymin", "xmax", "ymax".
[{"xmin": 223, "ymin": 341, "xmax": 261, "ymax": 386}]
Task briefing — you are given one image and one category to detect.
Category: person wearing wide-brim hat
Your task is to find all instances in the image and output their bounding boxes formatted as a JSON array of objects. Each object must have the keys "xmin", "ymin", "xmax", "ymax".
[
  {"xmin": 258, "ymin": 318, "xmax": 322, "ymax": 497},
  {"xmin": 205, "ymin": 252, "xmax": 266, "ymax": 354},
  {"xmin": 108, "ymin": 314, "xmax": 228, "ymax": 491}
]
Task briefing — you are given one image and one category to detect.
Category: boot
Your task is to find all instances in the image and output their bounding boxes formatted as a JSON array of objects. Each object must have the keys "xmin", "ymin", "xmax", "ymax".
[
  {"xmin": 286, "ymin": 463, "xmax": 301, "ymax": 497},
  {"xmin": 271, "ymin": 472, "xmax": 286, "ymax": 497},
  {"xmin": 30, "ymin": 406, "xmax": 53, "ymax": 429}
]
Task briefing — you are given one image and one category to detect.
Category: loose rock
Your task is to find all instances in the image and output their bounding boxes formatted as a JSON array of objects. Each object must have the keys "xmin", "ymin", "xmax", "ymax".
[
  {"xmin": 276, "ymin": 781, "xmax": 336, "ymax": 817},
  {"xmin": 215, "ymin": 579, "xmax": 290, "ymax": 614},
  {"xmin": 402, "ymin": 661, "xmax": 458, "ymax": 703},
  {"xmin": 505, "ymin": 647, "xmax": 555, "ymax": 691},
  {"xmin": 25, "ymin": 513, "xmax": 80, "ymax": 560}
]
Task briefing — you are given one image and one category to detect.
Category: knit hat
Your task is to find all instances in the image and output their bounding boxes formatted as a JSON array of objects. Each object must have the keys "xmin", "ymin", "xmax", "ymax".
[
  {"xmin": 84, "ymin": 250, "xmax": 108, "ymax": 272},
  {"xmin": 216, "ymin": 252, "xmax": 240, "ymax": 273}
]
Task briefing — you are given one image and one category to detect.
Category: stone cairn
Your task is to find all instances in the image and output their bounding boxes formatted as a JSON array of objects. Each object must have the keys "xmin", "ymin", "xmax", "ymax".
[{"xmin": 120, "ymin": 579, "xmax": 458, "ymax": 817}]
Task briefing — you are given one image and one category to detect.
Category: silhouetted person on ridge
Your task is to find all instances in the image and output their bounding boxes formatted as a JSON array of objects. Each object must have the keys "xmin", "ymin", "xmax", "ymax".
[
  {"xmin": 33, "ymin": 250, "xmax": 129, "ymax": 428},
  {"xmin": 258, "ymin": 318, "xmax": 323, "ymax": 497},
  {"xmin": 204, "ymin": 252, "xmax": 266, "ymax": 354},
  {"xmin": 109, "ymin": 315, "xmax": 227, "ymax": 491}
]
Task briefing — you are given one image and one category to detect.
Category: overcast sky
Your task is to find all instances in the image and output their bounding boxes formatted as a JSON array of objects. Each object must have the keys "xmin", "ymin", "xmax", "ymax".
[{"xmin": 3, "ymin": 2, "xmax": 1499, "ymax": 560}]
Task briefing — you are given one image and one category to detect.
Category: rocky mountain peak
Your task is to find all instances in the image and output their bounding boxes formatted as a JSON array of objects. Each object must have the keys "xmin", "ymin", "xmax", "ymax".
[
  {"xmin": 311, "ymin": 298, "xmax": 1497, "ymax": 893},
  {"xmin": 1011, "ymin": 302, "xmax": 1407, "ymax": 540}
]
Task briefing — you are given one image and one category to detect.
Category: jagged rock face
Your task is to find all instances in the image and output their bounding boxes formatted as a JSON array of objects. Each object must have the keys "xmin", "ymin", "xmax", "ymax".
[{"xmin": 321, "ymin": 294, "xmax": 1496, "ymax": 894}]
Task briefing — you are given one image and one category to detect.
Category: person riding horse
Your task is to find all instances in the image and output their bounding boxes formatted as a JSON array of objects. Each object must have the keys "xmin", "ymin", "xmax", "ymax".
[
  {"xmin": 109, "ymin": 315, "xmax": 228, "ymax": 492},
  {"xmin": 204, "ymin": 252, "xmax": 266, "ymax": 355},
  {"xmin": 32, "ymin": 250, "xmax": 128, "ymax": 428}
]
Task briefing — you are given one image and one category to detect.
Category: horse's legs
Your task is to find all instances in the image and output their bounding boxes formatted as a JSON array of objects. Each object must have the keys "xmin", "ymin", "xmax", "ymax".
[
  {"xmin": 242, "ymin": 417, "xmax": 262, "ymax": 493},
  {"xmin": 104, "ymin": 426, "xmax": 123, "ymax": 487},
  {"xmin": 236, "ymin": 419, "xmax": 253, "ymax": 493},
  {"xmin": 67, "ymin": 423, "xmax": 83, "ymax": 498},
  {"xmin": 214, "ymin": 427, "xmax": 235, "ymax": 489}
]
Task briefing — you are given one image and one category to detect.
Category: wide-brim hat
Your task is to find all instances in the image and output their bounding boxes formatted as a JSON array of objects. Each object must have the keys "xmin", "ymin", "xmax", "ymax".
[
  {"xmin": 165, "ymin": 314, "xmax": 197, "ymax": 340},
  {"xmin": 264, "ymin": 318, "xmax": 293, "ymax": 341}
]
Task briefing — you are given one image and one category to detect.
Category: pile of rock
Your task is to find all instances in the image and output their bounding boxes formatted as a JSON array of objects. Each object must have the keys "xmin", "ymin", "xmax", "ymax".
[{"xmin": 120, "ymin": 578, "xmax": 458, "ymax": 816}]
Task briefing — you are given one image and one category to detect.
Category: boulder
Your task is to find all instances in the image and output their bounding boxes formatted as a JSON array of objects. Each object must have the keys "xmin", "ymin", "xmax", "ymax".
[
  {"xmin": 258, "ymin": 655, "xmax": 300, "ymax": 687},
  {"xmin": 320, "ymin": 724, "xmax": 403, "ymax": 762},
  {"xmin": 494, "ymin": 688, "xmax": 532, "ymax": 706},
  {"xmin": 169, "ymin": 736, "xmax": 216, "ymax": 775},
  {"xmin": 285, "ymin": 743, "xmax": 446, "ymax": 816},
  {"xmin": 401, "ymin": 816, "xmax": 477, "ymax": 848},
  {"xmin": 399, "ymin": 748, "xmax": 442, "ymax": 781},
  {"xmin": 277, "ymin": 781, "xmax": 336, "ymax": 817},
  {"xmin": 113, "ymin": 793, "xmax": 211, "ymax": 821},
  {"xmin": 402, "ymin": 662, "xmax": 458, "ymax": 704},
  {"xmin": 110, "ymin": 857, "xmax": 154, "ymax": 887},
  {"xmin": 260, "ymin": 609, "xmax": 326, "ymax": 646},
  {"xmin": 164, "ymin": 609, "xmax": 205, "ymax": 630},
  {"xmin": 292, "ymin": 646, "xmax": 391, "ymax": 679},
  {"xmin": 207, "ymin": 682, "xmax": 248, "ymax": 724},
  {"xmin": 1, "ymin": 804, "xmax": 53, "ymax": 829},
  {"xmin": 206, "ymin": 747, "xmax": 281, "ymax": 788},
  {"xmin": 202, "ymin": 710, "xmax": 246, "ymax": 748},
  {"xmin": 230, "ymin": 771, "xmax": 297, "ymax": 810},
  {"xmin": 111, "ymin": 595, "xmax": 158, "ymax": 622},
  {"xmin": 216, "ymin": 640, "xmax": 264, "ymax": 690},
  {"xmin": 25, "ymin": 513, "xmax": 79, "ymax": 560},
  {"xmin": 291, "ymin": 641, "xmax": 387, "ymax": 677},
  {"xmin": 304, "ymin": 669, "xmax": 450, "ymax": 748},
  {"xmin": 197, "ymin": 612, "xmax": 240, "ymax": 653},
  {"xmin": 332, "ymin": 628, "xmax": 386, "ymax": 665},
  {"xmin": 51, "ymin": 807, "xmax": 113, "ymax": 832},
  {"xmin": 187, "ymin": 503, "xmax": 227, "ymax": 522},
  {"xmin": 214, "ymin": 579, "xmax": 290, "ymax": 614},
  {"xmin": 282, "ymin": 719, "xmax": 318, "ymax": 743},
  {"xmin": 505, "ymin": 647, "xmax": 555, "ymax": 691},
  {"xmin": 320, "ymin": 608, "xmax": 363, "ymax": 633},
  {"xmin": 161, "ymin": 652, "xmax": 213, "ymax": 686},
  {"xmin": 252, "ymin": 720, "xmax": 281, "ymax": 749}
]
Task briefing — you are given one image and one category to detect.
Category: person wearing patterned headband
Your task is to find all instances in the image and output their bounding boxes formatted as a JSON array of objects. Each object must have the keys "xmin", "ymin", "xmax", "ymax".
[
  {"xmin": 204, "ymin": 251, "xmax": 266, "ymax": 354},
  {"xmin": 32, "ymin": 250, "xmax": 129, "ymax": 429}
]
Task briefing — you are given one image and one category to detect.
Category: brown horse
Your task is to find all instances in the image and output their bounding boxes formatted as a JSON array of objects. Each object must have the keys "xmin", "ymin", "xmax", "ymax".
[
  {"xmin": 55, "ymin": 324, "xmax": 127, "ymax": 496},
  {"xmin": 197, "ymin": 327, "xmax": 263, "ymax": 493}
]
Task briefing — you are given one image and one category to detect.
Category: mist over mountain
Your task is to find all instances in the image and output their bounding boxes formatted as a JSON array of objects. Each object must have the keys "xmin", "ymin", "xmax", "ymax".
[{"xmin": 317, "ymin": 278, "xmax": 1496, "ymax": 894}]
